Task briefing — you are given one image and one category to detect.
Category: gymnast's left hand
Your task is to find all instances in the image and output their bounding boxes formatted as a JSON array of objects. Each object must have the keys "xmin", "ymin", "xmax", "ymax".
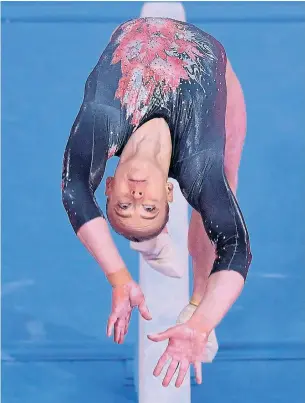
[{"xmin": 147, "ymin": 322, "xmax": 209, "ymax": 387}]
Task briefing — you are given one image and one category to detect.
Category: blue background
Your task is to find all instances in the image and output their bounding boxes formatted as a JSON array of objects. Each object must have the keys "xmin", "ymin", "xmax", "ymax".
[{"xmin": 2, "ymin": 2, "xmax": 305, "ymax": 402}]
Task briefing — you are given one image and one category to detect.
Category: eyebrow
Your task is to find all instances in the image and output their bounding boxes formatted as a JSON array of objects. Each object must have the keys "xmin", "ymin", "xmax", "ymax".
[
  {"xmin": 140, "ymin": 212, "xmax": 160, "ymax": 220},
  {"xmin": 114, "ymin": 210, "xmax": 159, "ymax": 220},
  {"xmin": 114, "ymin": 210, "xmax": 132, "ymax": 218}
]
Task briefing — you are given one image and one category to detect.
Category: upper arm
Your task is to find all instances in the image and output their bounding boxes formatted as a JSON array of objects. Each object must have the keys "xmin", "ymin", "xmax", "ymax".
[
  {"xmin": 181, "ymin": 150, "xmax": 251, "ymax": 279},
  {"xmin": 62, "ymin": 101, "xmax": 109, "ymax": 233},
  {"xmin": 177, "ymin": 42, "xmax": 251, "ymax": 278},
  {"xmin": 177, "ymin": 77, "xmax": 251, "ymax": 278}
]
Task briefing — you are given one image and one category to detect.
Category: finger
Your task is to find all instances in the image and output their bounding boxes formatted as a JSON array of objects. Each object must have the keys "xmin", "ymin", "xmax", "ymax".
[
  {"xmin": 124, "ymin": 313, "xmax": 131, "ymax": 335},
  {"xmin": 193, "ymin": 361, "xmax": 202, "ymax": 384},
  {"xmin": 175, "ymin": 359, "xmax": 189, "ymax": 388},
  {"xmin": 118, "ymin": 326, "xmax": 125, "ymax": 344},
  {"xmin": 120, "ymin": 316, "xmax": 130, "ymax": 343},
  {"xmin": 114, "ymin": 319, "xmax": 125, "ymax": 343},
  {"xmin": 107, "ymin": 314, "xmax": 118, "ymax": 337},
  {"xmin": 138, "ymin": 300, "xmax": 152, "ymax": 320},
  {"xmin": 114, "ymin": 322, "xmax": 120, "ymax": 343},
  {"xmin": 153, "ymin": 352, "xmax": 170, "ymax": 377},
  {"xmin": 162, "ymin": 359, "xmax": 179, "ymax": 387},
  {"xmin": 148, "ymin": 327, "xmax": 174, "ymax": 342},
  {"xmin": 116, "ymin": 319, "xmax": 125, "ymax": 344}
]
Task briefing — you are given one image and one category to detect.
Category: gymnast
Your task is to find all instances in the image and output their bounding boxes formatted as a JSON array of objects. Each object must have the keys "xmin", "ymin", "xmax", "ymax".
[{"xmin": 62, "ymin": 17, "xmax": 252, "ymax": 388}]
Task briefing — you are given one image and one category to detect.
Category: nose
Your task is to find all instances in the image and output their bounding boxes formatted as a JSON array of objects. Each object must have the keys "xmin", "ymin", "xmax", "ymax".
[
  {"xmin": 129, "ymin": 180, "xmax": 146, "ymax": 200},
  {"xmin": 131, "ymin": 189, "xmax": 144, "ymax": 199}
]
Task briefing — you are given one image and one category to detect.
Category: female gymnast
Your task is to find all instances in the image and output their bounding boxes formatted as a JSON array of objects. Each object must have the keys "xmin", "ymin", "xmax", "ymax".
[{"xmin": 62, "ymin": 17, "xmax": 252, "ymax": 387}]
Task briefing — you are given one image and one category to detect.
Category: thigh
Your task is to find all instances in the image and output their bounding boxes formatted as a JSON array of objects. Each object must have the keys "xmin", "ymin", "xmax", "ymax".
[{"xmin": 224, "ymin": 60, "xmax": 247, "ymax": 192}]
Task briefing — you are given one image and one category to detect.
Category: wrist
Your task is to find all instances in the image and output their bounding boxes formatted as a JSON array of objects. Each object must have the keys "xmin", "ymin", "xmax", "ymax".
[
  {"xmin": 190, "ymin": 286, "xmax": 207, "ymax": 306},
  {"xmin": 190, "ymin": 294, "xmax": 202, "ymax": 307},
  {"xmin": 191, "ymin": 282, "xmax": 208, "ymax": 304},
  {"xmin": 187, "ymin": 311, "xmax": 214, "ymax": 334},
  {"xmin": 106, "ymin": 268, "xmax": 133, "ymax": 287}
]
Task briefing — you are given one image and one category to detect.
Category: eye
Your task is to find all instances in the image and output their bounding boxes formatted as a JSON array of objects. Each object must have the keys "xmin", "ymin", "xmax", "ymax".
[
  {"xmin": 118, "ymin": 203, "xmax": 131, "ymax": 210},
  {"xmin": 143, "ymin": 205, "xmax": 156, "ymax": 213}
]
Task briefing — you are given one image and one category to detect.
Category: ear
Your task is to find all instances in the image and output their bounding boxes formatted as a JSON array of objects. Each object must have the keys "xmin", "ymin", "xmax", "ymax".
[
  {"xmin": 166, "ymin": 182, "xmax": 174, "ymax": 203},
  {"xmin": 105, "ymin": 177, "xmax": 114, "ymax": 196}
]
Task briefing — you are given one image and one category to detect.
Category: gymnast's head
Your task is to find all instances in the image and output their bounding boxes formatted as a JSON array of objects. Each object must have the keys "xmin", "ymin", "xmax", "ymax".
[{"xmin": 105, "ymin": 154, "xmax": 173, "ymax": 242}]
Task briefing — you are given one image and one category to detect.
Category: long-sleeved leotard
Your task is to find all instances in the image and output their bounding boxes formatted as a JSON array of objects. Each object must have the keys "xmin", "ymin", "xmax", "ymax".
[{"xmin": 62, "ymin": 18, "xmax": 252, "ymax": 280}]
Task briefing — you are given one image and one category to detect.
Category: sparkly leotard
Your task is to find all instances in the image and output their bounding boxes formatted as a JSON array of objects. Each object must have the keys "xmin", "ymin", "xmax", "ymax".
[{"xmin": 62, "ymin": 18, "xmax": 252, "ymax": 279}]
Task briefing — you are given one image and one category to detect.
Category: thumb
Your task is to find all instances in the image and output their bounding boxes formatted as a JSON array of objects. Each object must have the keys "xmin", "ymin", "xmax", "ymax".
[
  {"xmin": 138, "ymin": 300, "xmax": 152, "ymax": 320},
  {"xmin": 147, "ymin": 327, "xmax": 174, "ymax": 342}
]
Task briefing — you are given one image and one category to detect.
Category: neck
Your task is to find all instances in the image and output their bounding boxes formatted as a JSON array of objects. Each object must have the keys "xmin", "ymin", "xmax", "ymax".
[{"xmin": 119, "ymin": 118, "xmax": 172, "ymax": 176}]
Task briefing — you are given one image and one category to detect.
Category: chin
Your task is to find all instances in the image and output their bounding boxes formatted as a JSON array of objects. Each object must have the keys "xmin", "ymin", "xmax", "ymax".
[
  {"xmin": 128, "ymin": 177, "xmax": 148, "ymax": 182},
  {"xmin": 127, "ymin": 171, "xmax": 149, "ymax": 181}
]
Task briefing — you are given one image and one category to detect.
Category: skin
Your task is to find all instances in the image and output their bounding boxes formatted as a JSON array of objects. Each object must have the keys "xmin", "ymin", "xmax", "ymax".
[
  {"xmin": 148, "ymin": 60, "xmax": 247, "ymax": 386},
  {"xmin": 189, "ymin": 59, "xmax": 247, "ymax": 304},
  {"xmin": 107, "ymin": 279, "xmax": 152, "ymax": 344},
  {"xmin": 77, "ymin": 59, "xmax": 247, "ymax": 387},
  {"xmin": 105, "ymin": 118, "xmax": 173, "ymax": 238}
]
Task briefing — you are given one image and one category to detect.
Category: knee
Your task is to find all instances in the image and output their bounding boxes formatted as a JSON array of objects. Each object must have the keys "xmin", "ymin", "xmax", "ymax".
[{"xmin": 224, "ymin": 170, "xmax": 238, "ymax": 195}]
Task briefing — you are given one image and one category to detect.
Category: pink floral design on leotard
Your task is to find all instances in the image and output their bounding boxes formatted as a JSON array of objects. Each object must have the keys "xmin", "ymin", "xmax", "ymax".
[
  {"xmin": 108, "ymin": 144, "xmax": 118, "ymax": 159},
  {"xmin": 111, "ymin": 18, "xmax": 217, "ymax": 127}
]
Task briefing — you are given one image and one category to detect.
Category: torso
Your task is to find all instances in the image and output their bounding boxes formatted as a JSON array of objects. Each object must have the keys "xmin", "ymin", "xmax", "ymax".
[{"xmin": 84, "ymin": 17, "xmax": 227, "ymax": 177}]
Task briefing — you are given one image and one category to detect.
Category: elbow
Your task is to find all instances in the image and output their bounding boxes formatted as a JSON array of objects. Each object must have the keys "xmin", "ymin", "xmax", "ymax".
[
  {"xmin": 61, "ymin": 184, "xmax": 81, "ymax": 234},
  {"xmin": 238, "ymin": 242, "xmax": 252, "ymax": 281},
  {"xmin": 61, "ymin": 183, "xmax": 75, "ymax": 213},
  {"xmin": 245, "ymin": 243, "xmax": 253, "ymax": 276},
  {"xmin": 247, "ymin": 245, "xmax": 253, "ymax": 267},
  {"xmin": 215, "ymin": 236, "xmax": 252, "ymax": 281},
  {"xmin": 61, "ymin": 180, "xmax": 101, "ymax": 234}
]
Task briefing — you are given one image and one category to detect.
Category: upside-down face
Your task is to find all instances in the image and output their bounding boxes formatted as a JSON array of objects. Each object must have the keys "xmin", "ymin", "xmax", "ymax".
[{"xmin": 105, "ymin": 157, "xmax": 173, "ymax": 241}]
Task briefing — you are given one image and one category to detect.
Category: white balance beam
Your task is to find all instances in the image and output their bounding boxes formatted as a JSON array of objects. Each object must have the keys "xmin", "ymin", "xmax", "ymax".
[
  {"xmin": 137, "ymin": 8, "xmax": 190, "ymax": 402},
  {"xmin": 138, "ymin": 179, "xmax": 190, "ymax": 403}
]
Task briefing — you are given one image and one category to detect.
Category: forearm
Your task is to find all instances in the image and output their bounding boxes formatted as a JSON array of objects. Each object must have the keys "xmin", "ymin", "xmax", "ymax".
[
  {"xmin": 190, "ymin": 235, "xmax": 215, "ymax": 304},
  {"xmin": 188, "ymin": 270, "xmax": 244, "ymax": 333},
  {"xmin": 77, "ymin": 217, "xmax": 128, "ymax": 276},
  {"xmin": 191, "ymin": 259, "xmax": 211, "ymax": 304},
  {"xmin": 62, "ymin": 181, "xmax": 127, "ymax": 277},
  {"xmin": 188, "ymin": 210, "xmax": 212, "ymax": 304},
  {"xmin": 190, "ymin": 181, "xmax": 250, "ymax": 315}
]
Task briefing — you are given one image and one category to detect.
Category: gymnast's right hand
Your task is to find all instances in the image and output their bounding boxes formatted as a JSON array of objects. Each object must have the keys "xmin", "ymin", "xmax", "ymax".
[{"xmin": 107, "ymin": 280, "xmax": 152, "ymax": 344}]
